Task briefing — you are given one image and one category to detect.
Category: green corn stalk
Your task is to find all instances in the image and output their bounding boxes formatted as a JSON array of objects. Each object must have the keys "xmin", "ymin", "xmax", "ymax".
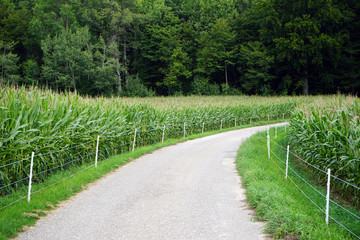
[
  {"xmin": 289, "ymin": 96, "xmax": 360, "ymax": 207},
  {"xmin": 0, "ymin": 86, "xmax": 297, "ymax": 195}
]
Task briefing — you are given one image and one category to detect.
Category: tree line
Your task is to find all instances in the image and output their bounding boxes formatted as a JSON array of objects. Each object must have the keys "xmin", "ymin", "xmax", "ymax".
[{"xmin": 1, "ymin": 0, "xmax": 359, "ymax": 96}]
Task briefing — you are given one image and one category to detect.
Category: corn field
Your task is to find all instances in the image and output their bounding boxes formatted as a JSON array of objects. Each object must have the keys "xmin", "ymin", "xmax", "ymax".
[
  {"xmin": 289, "ymin": 95, "xmax": 360, "ymax": 207},
  {"xmin": 0, "ymin": 86, "xmax": 296, "ymax": 195}
]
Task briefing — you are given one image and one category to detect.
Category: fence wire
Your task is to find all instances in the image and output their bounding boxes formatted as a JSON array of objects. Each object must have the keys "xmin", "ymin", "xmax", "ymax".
[
  {"xmin": 270, "ymin": 138, "xmax": 360, "ymax": 191},
  {"xmin": 1, "ymin": 116, "xmax": 287, "ymax": 213},
  {"xmin": 0, "ymin": 176, "xmax": 29, "ymax": 191},
  {"xmin": 268, "ymin": 129, "xmax": 360, "ymax": 239},
  {"xmin": 0, "ymin": 157, "xmax": 32, "ymax": 169}
]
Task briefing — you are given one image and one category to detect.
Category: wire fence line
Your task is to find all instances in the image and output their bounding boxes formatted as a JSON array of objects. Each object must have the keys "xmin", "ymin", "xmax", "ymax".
[
  {"xmin": 270, "ymin": 147, "xmax": 330, "ymax": 199},
  {"xmin": 332, "ymin": 175, "xmax": 360, "ymax": 191},
  {"xmin": 0, "ymin": 176, "xmax": 29, "ymax": 191},
  {"xmin": 267, "ymin": 127, "xmax": 360, "ymax": 239},
  {"xmin": 0, "ymin": 195, "xmax": 27, "ymax": 211},
  {"xmin": 0, "ymin": 140, "xmax": 95, "ymax": 170},
  {"xmin": 287, "ymin": 174, "xmax": 327, "ymax": 215},
  {"xmin": 0, "ymin": 151, "xmax": 97, "ymax": 212},
  {"xmin": 270, "ymin": 138, "xmax": 360, "ymax": 191},
  {"xmin": 0, "ymin": 113, "xmax": 285, "ymax": 212},
  {"xmin": 1, "ymin": 112, "xmax": 284, "ymax": 168},
  {"xmin": 34, "ymin": 141, "xmax": 94, "ymax": 158},
  {"xmin": 30, "ymin": 164, "xmax": 94, "ymax": 196},
  {"xmin": 329, "ymin": 198, "xmax": 360, "ymax": 221},
  {"xmin": 270, "ymin": 139, "xmax": 328, "ymax": 174},
  {"xmin": 0, "ymin": 163, "xmax": 97, "ymax": 212},
  {"xmin": 0, "ymin": 156, "xmax": 32, "ymax": 169},
  {"xmin": 34, "ymin": 153, "xmax": 95, "ymax": 178},
  {"xmin": 328, "ymin": 215, "xmax": 360, "ymax": 240}
]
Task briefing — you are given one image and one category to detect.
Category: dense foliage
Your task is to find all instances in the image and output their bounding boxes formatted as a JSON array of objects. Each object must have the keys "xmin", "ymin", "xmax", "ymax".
[
  {"xmin": 0, "ymin": 86, "xmax": 295, "ymax": 194},
  {"xmin": 0, "ymin": 0, "xmax": 359, "ymax": 96},
  {"xmin": 289, "ymin": 96, "xmax": 360, "ymax": 206}
]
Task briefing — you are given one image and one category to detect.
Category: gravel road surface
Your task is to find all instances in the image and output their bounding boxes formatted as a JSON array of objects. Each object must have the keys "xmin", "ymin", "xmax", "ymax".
[{"xmin": 17, "ymin": 124, "xmax": 285, "ymax": 240}]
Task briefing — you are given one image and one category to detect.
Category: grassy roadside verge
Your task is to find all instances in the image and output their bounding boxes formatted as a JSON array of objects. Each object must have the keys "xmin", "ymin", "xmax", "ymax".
[
  {"xmin": 236, "ymin": 127, "xmax": 360, "ymax": 239},
  {"xmin": 0, "ymin": 120, "xmax": 283, "ymax": 240}
]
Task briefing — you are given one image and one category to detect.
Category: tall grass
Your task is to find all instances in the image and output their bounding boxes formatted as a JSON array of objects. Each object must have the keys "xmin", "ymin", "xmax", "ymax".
[
  {"xmin": 0, "ymin": 85, "xmax": 297, "ymax": 194},
  {"xmin": 289, "ymin": 95, "xmax": 360, "ymax": 207}
]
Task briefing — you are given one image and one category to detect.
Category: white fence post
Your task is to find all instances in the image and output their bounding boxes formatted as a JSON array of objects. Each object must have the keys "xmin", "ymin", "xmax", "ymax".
[
  {"xmin": 250, "ymin": 117, "xmax": 252, "ymax": 125},
  {"xmin": 132, "ymin": 128, "xmax": 137, "ymax": 152},
  {"xmin": 202, "ymin": 123, "xmax": 204, "ymax": 134},
  {"xmin": 275, "ymin": 126, "xmax": 277, "ymax": 138},
  {"xmin": 268, "ymin": 114, "xmax": 270, "ymax": 122},
  {"xmin": 162, "ymin": 125, "xmax": 165, "ymax": 143},
  {"xmin": 286, "ymin": 145, "xmax": 289, "ymax": 179},
  {"xmin": 183, "ymin": 122, "xmax": 186, "ymax": 138},
  {"xmin": 220, "ymin": 119, "xmax": 223, "ymax": 130},
  {"xmin": 235, "ymin": 118, "xmax": 237, "ymax": 127},
  {"xmin": 283, "ymin": 113, "xmax": 285, "ymax": 120},
  {"xmin": 95, "ymin": 135, "xmax": 100, "ymax": 168},
  {"xmin": 326, "ymin": 168, "xmax": 331, "ymax": 225},
  {"xmin": 267, "ymin": 127, "xmax": 270, "ymax": 159},
  {"xmin": 28, "ymin": 152, "xmax": 35, "ymax": 202}
]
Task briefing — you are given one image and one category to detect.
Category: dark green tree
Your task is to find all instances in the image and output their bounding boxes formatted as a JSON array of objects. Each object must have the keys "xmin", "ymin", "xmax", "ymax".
[
  {"xmin": 196, "ymin": 19, "xmax": 236, "ymax": 86},
  {"xmin": 255, "ymin": 0, "xmax": 346, "ymax": 94},
  {"xmin": 238, "ymin": 41, "xmax": 274, "ymax": 95},
  {"xmin": 92, "ymin": 36, "xmax": 120, "ymax": 96},
  {"xmin": 21, "ymin": 59, "xmax": 40, "ymax": 86},
  {"xmin": 0, "ymin": 41, "xmax": 20, "ymax": 84},
  {"xmin": 41, "ymin": 27, "xmax": 93, "ymax": 92}
]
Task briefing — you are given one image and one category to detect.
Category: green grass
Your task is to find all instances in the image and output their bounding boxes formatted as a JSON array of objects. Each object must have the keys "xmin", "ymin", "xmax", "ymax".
[
  {"xmin": 236, "ymin": 127, "xmax": 360, "ymax": 239},
  {"xmin": 0, "ymin": 120, "xmax": 283, "ymax": 240}
]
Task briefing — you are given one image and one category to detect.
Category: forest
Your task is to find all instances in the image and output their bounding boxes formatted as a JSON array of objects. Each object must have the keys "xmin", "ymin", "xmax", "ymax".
[{"xmin": 0, "ymin": 0, "xmax": 359, "ymax": 96}]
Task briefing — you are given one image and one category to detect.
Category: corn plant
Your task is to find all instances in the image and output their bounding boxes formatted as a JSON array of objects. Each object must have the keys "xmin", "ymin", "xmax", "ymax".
[
  {"xmin": 0, "ymin": 85, "xmax": 297, "ymax": 195},
  {"xmin": 289, "ymin": 95, "xmax": 360, "ymax": 207}
]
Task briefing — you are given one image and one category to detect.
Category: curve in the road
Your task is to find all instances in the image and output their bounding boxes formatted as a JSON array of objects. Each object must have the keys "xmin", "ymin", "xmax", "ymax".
[{"xmin": 17, "ymin": 124, "xmax": 285, "ymax": 240}]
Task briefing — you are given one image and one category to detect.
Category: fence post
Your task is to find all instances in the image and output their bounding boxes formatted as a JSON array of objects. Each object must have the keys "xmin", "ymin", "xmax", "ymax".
[
  {"xmin": 162, "ymin": 125, "xmax": 165, "ymax": 143},
  {"xmin": 275, "ymin": 126, "xmax": 277, "ymax": 138},
  {"xmin": 326, "ymin": 168, "xmax": 331, "ymax": 225},
  {"xmin": 202, "ymin": 122, "xmax": 204, "ymax": 134},
  {"xmin": 220, "ymin": 119, "xmax": 223, "ymax": 130},
  {"xmin": 235, "ymin": 118, "xmax": 237, "ymax": 127},
  {"xmin": 95, "ymin": 135, "xmax": 100, "ymax": 168},
  {"xmin": 132, "ymin": 128, "xmax": 137, "ymax": 152},
  {"xmin": 267, "ymin": 127, "xmax": 270, "ymax": 159},
  {"xmin": 268, "ymin": 114, "xmax": 270, "ymax": 122},
  {"xmin": 183, "ymin": 122, "xmax": 186, "ymax": 138},
  {"xmin": 250, "ymin": 117, "xmax": 252, "ymax": 125},
  {"xmin": 286, "ymin": 145, "xmax": 289, "ymax": 179},
  {"xmin": 283, "ymin": 113, "xmax": 285, "ymax": 120},
  {"xmin": 27, "ymin": 152, "xmax": 35, "ymax": 202}
]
